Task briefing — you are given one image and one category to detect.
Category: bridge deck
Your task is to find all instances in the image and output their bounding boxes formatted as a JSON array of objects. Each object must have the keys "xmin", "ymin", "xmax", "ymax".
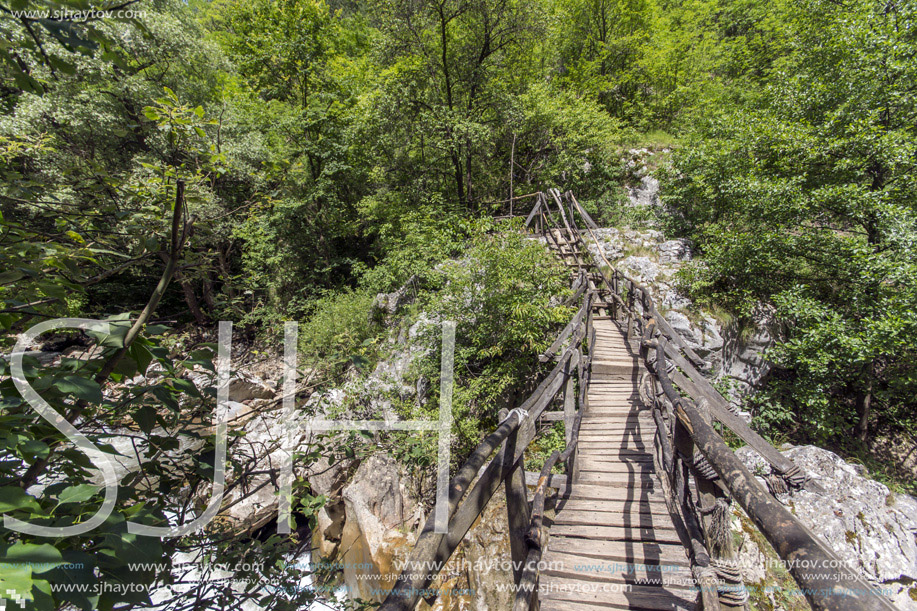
[{"xmin": 539, "ymin": 317, "xmax": 695, "ymax": 610}]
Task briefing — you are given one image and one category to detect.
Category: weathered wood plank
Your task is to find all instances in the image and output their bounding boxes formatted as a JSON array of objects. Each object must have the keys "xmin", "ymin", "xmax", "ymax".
[
  {"xmin": 552, "ymin": 510, "xmax": 678, "ymax": 530},
  {"xmin": 546, "ymin": 536, "xmax": 690, "ymax": 565},
  {"xmin": 541, "ymin": 550, "xmax": 694, "ymax": 585},
  {"xmin": 539, "ymin": 577, "xmax": 695, "ymax": 610},
  {"xmin": 574, "ymin": 449, "xmax": 654, "ymax": 459},
  {"xmin": 524, "ymin": 471, "xmax": 568, "ymax": 489},
  {"xmin": 563, "ymin": 484, "xmax": 665, "ymax": 502},
  {"xmin": 553, "ymin": 499, "xmax": 667, "ymax": 514},
  {"xmin": 576, "ymin": 458, "xmax": 656, "ymax": 470},
  {"xmin": 575, "ymin": 471, "xmax": 658, "ymax": 485}
]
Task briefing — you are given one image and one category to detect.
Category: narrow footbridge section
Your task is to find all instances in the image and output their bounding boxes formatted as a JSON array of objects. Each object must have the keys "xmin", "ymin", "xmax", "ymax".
[{"xmin": 379, "ymin": 190, "xmax": 896, "ymax": 611}]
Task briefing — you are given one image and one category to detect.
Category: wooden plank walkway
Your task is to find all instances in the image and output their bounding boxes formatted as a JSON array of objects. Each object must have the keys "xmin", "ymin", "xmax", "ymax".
[{"xmin": 539, "ymin": 316, "xmax": 695, "ymax": 610}]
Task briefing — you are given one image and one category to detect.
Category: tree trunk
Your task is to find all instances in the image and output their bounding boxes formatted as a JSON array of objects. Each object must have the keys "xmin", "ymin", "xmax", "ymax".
[
  {"xmin": 855, "ymin": 377, "xmax": 873, "ymax": 443},
  {"xmin": 179, "ymin": 273, "xmax": 207, "ymax": 326},
  {"xmin": 201, "ymin": 274, "xmax": 216, "ymax": 312},
  {"xmin": 854, "ymin": 382, "xmax": 872, "ymax": 443},
  {"xmin": 159, "ymin": 253, "xmax": 207, "ymax": 326}
]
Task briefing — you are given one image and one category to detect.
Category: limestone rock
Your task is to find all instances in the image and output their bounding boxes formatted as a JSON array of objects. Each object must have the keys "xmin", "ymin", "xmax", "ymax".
[
  {"xmin": 620, "ymin": 255, "xmax": 659, "ymax": 284},
  {"xmin": 228, "ymin": 374, "xmax": 275, "ymax": 402},
  {"xmin": 585, "ymin": 227, "xmax": 623, "ymax": 261},
  {"xmin": 459, "ymin": 488, "xmax": 516, "ymax": 611},
  {"xmin": 736, "ymin": 445, "xmax": 917, "ymax": 609},
  {"xmin": 721, "ymin": 319, "xmax": 774, "ymax": 399},
  {"xmin": 658, "ymin": 239, "xmax": 692, "ymax": 264},
  {"xmin": 663, "ymin": 311, "xmax": 724, "ymax": 362},
  {"xmin": 339, "ymin": 454, "xmax": 422, "ymax": 603},
  {"xmin": 371, "ymin": 275, "xmax": 419, "ymax": 322},
  {"xmin": 626, "ymin": 175, "xmax": 660, "ymax": 207}
]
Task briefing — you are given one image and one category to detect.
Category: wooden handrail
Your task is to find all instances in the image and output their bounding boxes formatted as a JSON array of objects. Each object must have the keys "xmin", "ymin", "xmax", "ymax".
[
  {"xmin": 558, "ymin": 191, "xmax": 894, "ymax": 611},
  {"xmin": 381, "ymin": 192, "xmax": 894, "ymax": 611},
  {"xmin": 379, "ymin": 275, "xmax": 595, "ymax": 611},
  {"xmin": 648, "ymin": 335, "xmax": 896, "ymax": 611}
]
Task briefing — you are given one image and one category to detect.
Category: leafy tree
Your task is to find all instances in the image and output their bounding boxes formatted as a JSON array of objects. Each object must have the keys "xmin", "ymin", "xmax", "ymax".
[{"xmin": 663, "ymin": 0, "xmax": 917, "ymax": 444}]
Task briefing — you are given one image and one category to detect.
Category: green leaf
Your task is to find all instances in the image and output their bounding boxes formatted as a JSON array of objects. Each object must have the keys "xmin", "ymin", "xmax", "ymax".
[
  {"xmin": 133, "ymin": 405, "xmax": 156, "ymax": 434},
  {"xmin": 1, "ymin": 543, "xmax": 64, "ymax": 574},
  {"xmin": 44, "ymin": 551, "xmax": 97, "ymax": 610},
  {"xmin": 149, "ymin": 385, "xmax": 179, "ymax": 412},
  {"xmin": 0, "ymin": 565, "xmax": 33, "ymax": 603},
  {"xmin": 129, "ymin": 342, "xmax": 154, "ymax": 375},
  {"xmin": 144, "ymin": 324, "xmax": 170, "ymax": 336},
  {"xmin": 169, "ymin": 378, "xmax": 200, "ymax": 398},
  {"xmin": 19, "ymin": 439, "xmax": 49, "ymax": 462},
  {"xmin": 0, "ymin": 486, "xmax": 41, "ymax": 513},
  {"xmin": 57, "ymin": 484, "xmax": 100, "ymax": 506},
  {"xmin": 0, "ymin": 269, "xmax": 24, "ymax": 284},
  {"xmin": 53, "ymin": 376, "xmax": 103, "ymax": 404}
]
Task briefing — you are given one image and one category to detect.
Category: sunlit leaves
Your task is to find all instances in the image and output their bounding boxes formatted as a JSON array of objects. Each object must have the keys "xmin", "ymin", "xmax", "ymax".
[{"xmin": 663, "ymin": 0, "xmax": 917, "ymax": 444}]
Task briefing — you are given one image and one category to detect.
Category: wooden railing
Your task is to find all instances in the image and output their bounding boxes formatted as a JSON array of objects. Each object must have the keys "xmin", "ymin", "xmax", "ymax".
[
  {"xmin": 379, "ymin": 190, "xmax": 897, "ymax": 611},
  {"xmin": 378, "ymin": 261, "xmax": 595, "ymax": 611}
]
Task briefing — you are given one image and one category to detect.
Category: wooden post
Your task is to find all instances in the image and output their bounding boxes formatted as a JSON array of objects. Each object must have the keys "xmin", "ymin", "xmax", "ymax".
[
  {"xmin": 673, "ymin": 419, "xmax": 709, "ymax": 566},
  {"xmin": 563, "ymin": 355, "xmax": 576, "ymax": 446},
  {"xmin": 694, "ymin": 400, "xmax": 748, "ymax": 610},
  {"xmin": 563, "ymin": 350, "xmax": 580, "ymax": 494},
  {"xmin": 502, "ymin": 409, "xmax": 532, "ymax": 586},
  {"xmin": 573, "ymin": 347, "xmax": 584, "ymax": 487}
]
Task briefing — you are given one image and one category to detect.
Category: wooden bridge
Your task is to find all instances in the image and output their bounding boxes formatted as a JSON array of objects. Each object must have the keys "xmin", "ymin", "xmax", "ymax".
[{"xmin": 379, "ymin": 190, "xmax": 896, "ymax": 611}]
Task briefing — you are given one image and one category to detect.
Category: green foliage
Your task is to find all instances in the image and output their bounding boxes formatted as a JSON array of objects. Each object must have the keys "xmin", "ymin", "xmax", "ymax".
[
  {"xmin": 527, "ymin": 422, "xmax": 567, "ymax": 474},
  {"xmin": 663, "ymin": 0, "xmax": 917, "ymax": 444},
  {"xmin": 414, "ymin": 220, "xmax": 573, "ymax": 456},
  {"xmin": 298, "ymin": 288, "xmax": 380, "ymax": 373}
]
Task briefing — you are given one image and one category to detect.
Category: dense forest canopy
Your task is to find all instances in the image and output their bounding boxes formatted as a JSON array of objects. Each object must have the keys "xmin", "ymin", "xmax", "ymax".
[{"xmin": 0, "ymin": 0, "xmax": 915, "ymax": 607}]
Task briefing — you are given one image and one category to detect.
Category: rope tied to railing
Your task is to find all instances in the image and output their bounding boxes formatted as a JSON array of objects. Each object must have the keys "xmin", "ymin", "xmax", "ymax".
[
  {"xmin": 501, "ymin": 407, "xmax": 529, "ymax": 426},
  {"xmin": 710, "ymin": 558, "xmax": 750, "ymax": 605},
  {"xmin": 766, "ymin": 463, "xmax": 808, "ymax": 495},
  {"xmin": 691, "ymin": 449, "xmax": 720, "ymax": 481},
  {"xmin": 698, "ymin": 497, "xmax": 732, "ymax": 551}
]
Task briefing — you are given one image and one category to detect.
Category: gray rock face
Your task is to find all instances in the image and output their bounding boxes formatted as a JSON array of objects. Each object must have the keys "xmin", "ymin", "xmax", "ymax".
[
  {"xmin": 339, "ymin": 454, "xmax": 422, "ymax": 603},
  {"xmin": 663, "ymin": 311, "xmax": 724, "ymax": 363},
  {"xmin": 584, "ymin": 227, "xmax": 623, "ymax": 261},
  {"xmin": 736, "ymin": 445, "xmax": 917, "ymax": 609},
  {"xmin": 371, "ymin": 274, "xmax": 419, "ymax": 322},
  {"xmin": 658, "ymin": 239, "xmax": 692, "ymax": 264},
  {"xmin": 627, "ymin": 175, "xmax": 660, "ymax": 207},
  {"xmin": 721, "ymin": 314, "xmax": 775, "ymax": 400},
  {"xmin": 228, "ymin": 374, "xmax": 275, "ymax": 402},
  {"xmin": 620, "ymin": 255, "xmax": 660, "ymax": 284},
  {"xmin": 456, "ymin": 488, "xmax": 515, "ymax": 611}
]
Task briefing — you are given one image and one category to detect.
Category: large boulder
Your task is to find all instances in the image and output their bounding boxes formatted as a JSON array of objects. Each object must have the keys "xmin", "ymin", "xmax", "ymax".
[
  {"xmin": 736, "ymin": 445, "xmax": 917, "ymax": 609},
  {"xmin": 228, "ymin": 373, "xmax": 275, "ymax": 403},
  {"xmin": 720, "ymin": 316, "xmax": 775, "ymax": 399},
  {"xmin": 371, "ymin": 275, "xmax": 419, "ymax": 323},
  {"xmin": 658, "ymin": 239, "xmax": 692, "ymax": 264},
  {"xmin": 339, "ymin": 453, "xmax": 423, "ymax": 603},
  {"xmin": 663, "ymin": 311, "xmax": 724, "ymax": 363}
]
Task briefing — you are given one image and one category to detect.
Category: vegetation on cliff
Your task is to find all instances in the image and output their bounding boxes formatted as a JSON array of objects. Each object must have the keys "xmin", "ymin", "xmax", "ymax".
[{"xmin": 1, "ymin": 0, "xmax": 914, "ymax": 607}]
